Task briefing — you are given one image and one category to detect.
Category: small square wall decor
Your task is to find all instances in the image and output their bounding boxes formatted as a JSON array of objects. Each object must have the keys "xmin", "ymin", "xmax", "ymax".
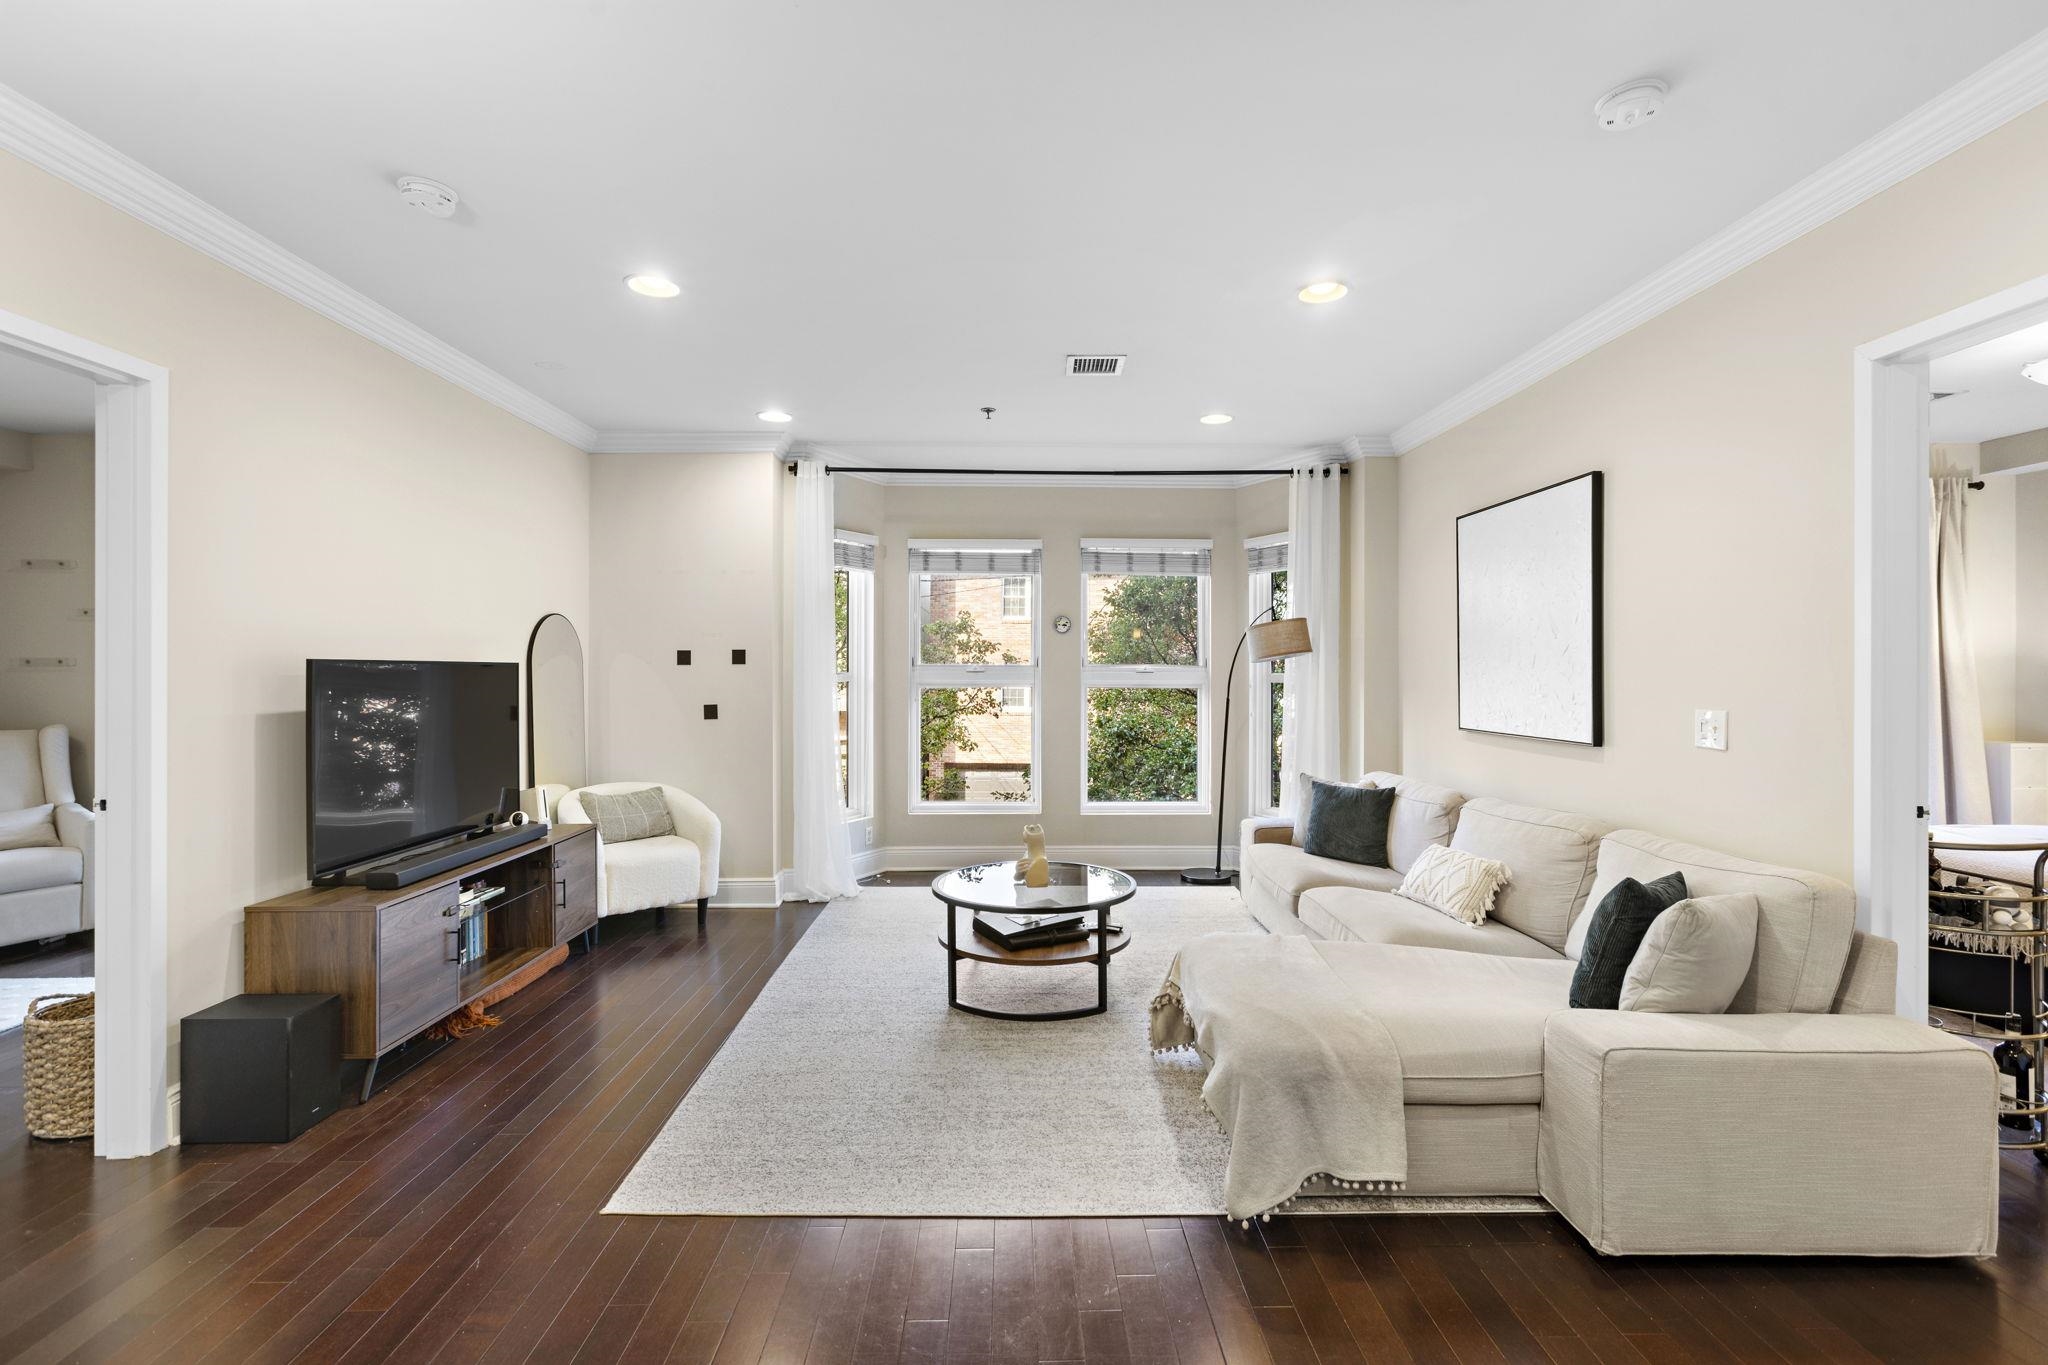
[{"xmin": 1456, "ymin": 471, "xmax": 1602, "ymax": 745}]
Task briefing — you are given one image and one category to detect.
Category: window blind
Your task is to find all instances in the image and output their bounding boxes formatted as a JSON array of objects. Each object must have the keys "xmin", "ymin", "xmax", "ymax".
[
  {"xmin": 1244, "ymin": 539, "xmax": 1289, "ymax": 572},
  {"xmin": 906, "ymin": 545, "xmax": 1042, "ymax": 575},
  {"xmin": 833, "ymin": 533, "xmax": 877, "ymax": 572},
  {"xmin": 1080, "ymin": 542, "xmax": 1212, "ymax": 576}
]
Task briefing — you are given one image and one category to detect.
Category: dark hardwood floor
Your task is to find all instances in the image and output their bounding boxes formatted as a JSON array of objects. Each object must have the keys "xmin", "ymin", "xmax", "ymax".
[
  {"xmin": 0, "ymin": 930, "xmax": 92, "ymax": 981},
  {"xmin": 2, "ymin": 898, "xmax": 2047, "ymax": 1363}
]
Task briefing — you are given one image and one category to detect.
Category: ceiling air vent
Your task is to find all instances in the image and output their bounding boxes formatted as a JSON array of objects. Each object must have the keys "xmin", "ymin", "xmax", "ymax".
[{"xmin": 1066, "ymin": 354, "xmax": 1127, "ymax": 377}]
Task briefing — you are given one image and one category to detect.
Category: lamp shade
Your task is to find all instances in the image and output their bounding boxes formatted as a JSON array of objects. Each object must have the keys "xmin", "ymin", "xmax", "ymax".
[{"xmin": 1248, "ymin": 616, "xmax": 1311, "ymax": 662}]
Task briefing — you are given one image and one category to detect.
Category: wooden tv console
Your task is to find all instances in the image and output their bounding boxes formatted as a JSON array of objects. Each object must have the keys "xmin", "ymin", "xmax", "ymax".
[{"xmin": 245, "ymin": 824, "xmax": 599, "ymax": 1099}]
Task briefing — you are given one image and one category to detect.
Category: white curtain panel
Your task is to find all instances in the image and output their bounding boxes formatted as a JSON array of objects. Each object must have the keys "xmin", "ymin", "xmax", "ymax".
[
  {"xmin": 790, "ymin": 461, "xmax": 860, "ymax": 901},
  {"xmin": 1929, "ymin": 474, "xmax": 1992, "ymax": 825},
  {"xmin": 1280, "ymin": 463, "xmax": 1343, "ymax": 817}
]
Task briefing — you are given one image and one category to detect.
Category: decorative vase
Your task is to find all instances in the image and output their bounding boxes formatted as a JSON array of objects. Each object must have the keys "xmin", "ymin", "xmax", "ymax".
[{"xmin": 1018, "ymin": 824, "xmax": 1050, "ymax": 887}]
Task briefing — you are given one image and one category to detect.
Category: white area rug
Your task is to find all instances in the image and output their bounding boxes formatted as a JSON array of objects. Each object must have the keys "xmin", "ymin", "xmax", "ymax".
[
  {"xmin": 0, "ymin": 978, "xmax": 92, "ymax": 1034},
  {"xmin": 605, "ymin": 888, "xmax": 1542, "ymax": 1218}
]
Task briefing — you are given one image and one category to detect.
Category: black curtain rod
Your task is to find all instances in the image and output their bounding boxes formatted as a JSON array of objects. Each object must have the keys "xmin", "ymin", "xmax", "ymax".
[{"xmin": 785, "ymin": 464, "xmax": 1342, "ymax": 478}]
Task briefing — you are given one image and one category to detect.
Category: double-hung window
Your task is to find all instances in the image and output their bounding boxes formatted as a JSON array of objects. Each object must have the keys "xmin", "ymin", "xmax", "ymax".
[
  {"xmin": 1081, "ymin": 539, "xmax": 1210, "ymax": 810},
  {"xmin": 1246, "ymin": 533, "xmax": 1289, "ymax": 813},
  {"xmin": 908, "ymin": 540, "xmax": 1041, "ymax": 809},
  {"xmin": 834, "ymin": 531, "xmax": 877, "ymax": 818}
]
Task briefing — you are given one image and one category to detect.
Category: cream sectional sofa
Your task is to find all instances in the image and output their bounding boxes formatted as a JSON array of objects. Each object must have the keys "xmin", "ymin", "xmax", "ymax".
[{"xmin": 1232, "ymin": 772, "xmax": 1999, "ymax": 1258}]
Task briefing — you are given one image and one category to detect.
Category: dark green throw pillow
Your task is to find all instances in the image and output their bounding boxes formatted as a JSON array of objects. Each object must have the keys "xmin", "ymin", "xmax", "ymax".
[
  {"xmin": 1300, "ymin": 779, "xmax": 1396, "ymax": 868},
  {"xmin": 1569, "ymin": 871, "xmax": 1690, "ymax": 1009}
]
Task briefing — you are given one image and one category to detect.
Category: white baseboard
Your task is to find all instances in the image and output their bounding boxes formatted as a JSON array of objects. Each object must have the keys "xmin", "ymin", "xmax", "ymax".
[
  {"xmin": 166, "ymin": 1081, "xmax": 181, "ymax": 1146},
  {"xmin": 772, "ymin": 844, "xmax": 1238, "ymax": 901},
  {"xmin": 711, "ymin": 877, "xmax": 783, "ymax": 909}
]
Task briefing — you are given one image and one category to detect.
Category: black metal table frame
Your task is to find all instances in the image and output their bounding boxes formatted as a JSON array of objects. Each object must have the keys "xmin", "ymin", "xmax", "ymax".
[{"xmin": 936, "ymin": 874, "xmax": 1135, "ymax": 1022}]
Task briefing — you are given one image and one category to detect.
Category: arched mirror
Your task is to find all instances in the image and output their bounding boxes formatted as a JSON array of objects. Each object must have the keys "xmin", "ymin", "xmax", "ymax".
[{"xmin": 526, "ymin": 613, "xmax": 587, "ymax": 791}]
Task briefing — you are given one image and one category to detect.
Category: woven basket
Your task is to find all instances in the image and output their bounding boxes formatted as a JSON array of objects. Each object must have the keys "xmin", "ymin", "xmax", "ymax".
[{"xmin": 23, "ymin": 992, "xmax": 93, "ymax": 1140}]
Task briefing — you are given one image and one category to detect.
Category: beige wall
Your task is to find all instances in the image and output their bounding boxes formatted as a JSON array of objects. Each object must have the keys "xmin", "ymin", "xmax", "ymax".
[
  {"xmin": 1342, "ymin": 458, "xmax": 1401, "ymax": 778},
  {"xmin": 1395, "ymin": 103, "xmax": 2048, "ymax": 881},
  {"xmin": 0, "ymin": 432, "xmax": 95, "ymax": 799},
  {"xmin": 1983, "ymin": 426, "xmax": 2048, "ymax": 475},
  {"xmin": 0, "ymin": 149, "xmax": 592, "ymax": 1062},
  {"xmin": 2020, "ymin": 470, "xmax": 2048, "ymax": 742},
  {"xmin": 588, "ymin": 451, "xmax": 785, "ymax": 887}
]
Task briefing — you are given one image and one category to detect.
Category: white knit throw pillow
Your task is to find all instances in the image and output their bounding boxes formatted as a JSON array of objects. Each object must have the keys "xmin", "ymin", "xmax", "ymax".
[{"xmin": 1396, "ymin": 842, "xmax": 1511, "ymax": 926}]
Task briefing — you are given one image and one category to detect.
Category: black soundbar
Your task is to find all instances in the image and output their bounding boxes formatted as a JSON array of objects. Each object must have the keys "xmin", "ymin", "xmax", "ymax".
[{"xmin": 360, "ymin": 822, "xmax": 547, "ymax": 889}]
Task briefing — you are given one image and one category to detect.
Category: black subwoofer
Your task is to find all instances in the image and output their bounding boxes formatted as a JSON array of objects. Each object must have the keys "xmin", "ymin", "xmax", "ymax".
[{"xmin": 180, "ymin": 993, "xmax": 342, "ymax": 1143}]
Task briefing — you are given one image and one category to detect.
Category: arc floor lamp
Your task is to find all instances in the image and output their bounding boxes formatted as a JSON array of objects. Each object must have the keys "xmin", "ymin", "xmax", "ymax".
[{"xmin": 1180, "ymin": 610, "xmax": 1313, "ymax": 886}]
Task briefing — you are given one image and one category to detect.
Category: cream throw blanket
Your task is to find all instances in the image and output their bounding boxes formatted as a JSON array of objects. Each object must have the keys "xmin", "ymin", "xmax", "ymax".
[{"xmin": 1150, "ymin": 932, "xmax": 1406, "ymax": 1221}]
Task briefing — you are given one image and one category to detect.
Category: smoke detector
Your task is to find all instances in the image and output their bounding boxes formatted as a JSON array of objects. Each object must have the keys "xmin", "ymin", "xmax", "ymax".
[
  {"xmin": 396, "ymin": 175, "xmax": 460, "ymax": 219},
  {"xmin": 1593, "ymin": 79, "xmax": 1667, "ymax": 132},
  {"xmin": 1066, "ymin": 354, "xmax": 1127, "ymax": 376}
]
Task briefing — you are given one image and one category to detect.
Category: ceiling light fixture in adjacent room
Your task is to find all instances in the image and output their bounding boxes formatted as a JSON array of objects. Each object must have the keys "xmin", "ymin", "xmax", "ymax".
[
  {"xmin": 395, "ymin": 175, "xmax": 460, "ymax": 219},
  {"xmin": 757, "ymin": 409, "xmax": 794, "ymax": 423},
  {"xmin": 1297, "ymin": 280, "xmax": 1348, "ymax": 304},
  {"xmin": 2022, "ymin": 359, "xmax": 2048, "ymax": 386},
  {"xmin": 1593, "ymin": 78, "xmax": 1668, "ymax": 132},
  {"xmin": 1199, "ymin": 413, "xmax": 1233, "ymax": 425},
  {"xmin": 625, "ymin": 274, "xmax": 681, "ymax": 299}
]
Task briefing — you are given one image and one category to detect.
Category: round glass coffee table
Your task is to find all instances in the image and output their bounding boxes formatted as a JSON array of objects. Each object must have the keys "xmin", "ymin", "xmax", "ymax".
[{"xmin": 932, "ymin": 862, "xmax": 1137, "ymax": 1020}]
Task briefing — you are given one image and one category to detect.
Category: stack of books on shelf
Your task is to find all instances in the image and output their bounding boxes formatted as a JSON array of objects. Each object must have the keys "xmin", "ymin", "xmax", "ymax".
[
  {"xmin": 972, "ymin": 909, "xmax": 1094, "ymax": 951},
  {"xmin": 455, "ymin": 885, "xmax": 505, "ymax": 968}
]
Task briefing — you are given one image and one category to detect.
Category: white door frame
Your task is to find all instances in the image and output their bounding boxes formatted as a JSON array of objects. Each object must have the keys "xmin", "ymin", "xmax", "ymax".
[
  {"xmin": 1855, "ymin": 269, "xmax": 2048, "ymax": 1025},
  {"xmin": 0, "ymin": 307, "xmax": 168, "ymax": 1157}
]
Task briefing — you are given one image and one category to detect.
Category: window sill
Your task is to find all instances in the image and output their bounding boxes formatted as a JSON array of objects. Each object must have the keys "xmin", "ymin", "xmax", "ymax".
[
  {"xmin": 1079, "ymin": 801, "xmax": 1213, "ymax": 816},
  {"xmin": 909, "ymin": 801, "xmax": 1044, "ymax": 816}
]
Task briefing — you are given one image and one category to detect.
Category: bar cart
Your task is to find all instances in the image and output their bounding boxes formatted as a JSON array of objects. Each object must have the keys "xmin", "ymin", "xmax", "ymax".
[{"xmin": 1928, "ymin": 831, "xmax": 2048, "ymax": 1164}]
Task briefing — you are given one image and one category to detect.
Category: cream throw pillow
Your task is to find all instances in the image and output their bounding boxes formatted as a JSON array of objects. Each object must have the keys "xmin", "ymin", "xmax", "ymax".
[
  {"xmin": 0, "ymin": 803, "xmax": 60, "ymax": 852},
  {"xmin": 1619, "ymin": 892, "xmax": 1759, "ymax": 1013},
  {"xmin": 1396, "ymin": 842, "xmax": 1511, "ymax": 926}
]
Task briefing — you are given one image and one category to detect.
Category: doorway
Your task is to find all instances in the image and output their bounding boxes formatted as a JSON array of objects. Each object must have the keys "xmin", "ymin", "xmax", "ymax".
[
  {"xmin": 0, "ymin": 306, "xmax": 167, "ymax": 1157},
  {"xmin": 1856, "ymin": 270, "xmax": 2048, "ymax": 1026}
]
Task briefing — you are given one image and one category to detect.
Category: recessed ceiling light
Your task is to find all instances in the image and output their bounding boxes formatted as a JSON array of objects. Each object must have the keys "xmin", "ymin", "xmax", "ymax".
[
  {"xmin": 625, "ymin": 274, "xmax": 680, "ymax": 299},
  {"xmin": 1199, "ymin": 413, "xmax": 1234, "ymax": 425},
  {"xmin": 1297, "ymin": 280, "xmax": 1348, "ymax": 304},
  {"xmin": 757, "ymin": 409, "xmax": 794, "ymax": 423},
  {"xmin": 2023, "ymin": 359, "xmax": 2048, "ymax": 386}
]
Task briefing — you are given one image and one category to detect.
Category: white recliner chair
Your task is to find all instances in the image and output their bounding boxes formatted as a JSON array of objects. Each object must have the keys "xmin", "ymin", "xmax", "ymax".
[
  {"xmin": 0, "ymin": 725, "xmax": 94, "ymax": 950},
  {"xmin": 553, "ymin": 782, "xmax": 721, "ymax": 933}
]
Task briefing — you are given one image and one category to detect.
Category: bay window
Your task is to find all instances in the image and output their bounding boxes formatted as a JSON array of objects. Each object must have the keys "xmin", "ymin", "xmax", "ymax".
[
  {"xmin": 1246, "ymin": 533, "xmax": 1289, "ymax": 813},
  {"xmin": 908, "ymin": 540, "xmax": 1041, "ymax": 809},
  {"xmin": 1081, "ymin": 540, "xmax": 1210, "ymax": 809}
]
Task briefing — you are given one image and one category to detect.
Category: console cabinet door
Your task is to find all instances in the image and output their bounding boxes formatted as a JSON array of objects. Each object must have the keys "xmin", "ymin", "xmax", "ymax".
[
  {"xmin": 377, "ymin": 884, "xmax": 460, "ymax": 1050},
  {"xmin": 553, "ymin": 830, "xmax": 599, "ymax": 943}
]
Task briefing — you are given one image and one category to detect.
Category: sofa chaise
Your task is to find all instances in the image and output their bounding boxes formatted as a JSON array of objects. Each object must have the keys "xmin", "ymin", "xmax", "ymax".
[{"xmin": 1218, "ymin": 772, "xmax": 1999, "ymax": 1258}]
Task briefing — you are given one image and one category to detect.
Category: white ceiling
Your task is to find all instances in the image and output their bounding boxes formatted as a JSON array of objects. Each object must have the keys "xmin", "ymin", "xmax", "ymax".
[
  {"xmin": 0, "ymin": 2, "xmax": 2042, "ymax": 462},
  {"xmin": 0, "ymin": 348, "xmax": 95, "ymax": 434},
  {"xmin": 1931, "ymin": 317, "xmax": 2048, "ymax": 445}
]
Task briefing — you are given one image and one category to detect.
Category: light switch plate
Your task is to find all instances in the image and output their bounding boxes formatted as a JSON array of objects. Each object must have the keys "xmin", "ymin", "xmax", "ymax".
[{"xmin": 1694, "ymin": 709, "xmax": 1728, "ymax": 751}]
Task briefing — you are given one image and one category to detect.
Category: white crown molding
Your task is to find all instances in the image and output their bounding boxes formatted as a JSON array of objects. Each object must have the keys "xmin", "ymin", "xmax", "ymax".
[
  {"xmin": 1388, "ymin": 29, "xmax": 2048, "ymax": 455},
  {"xmin": 1342, "ymin": 434, "xmax": 1397, "ymax": 459},
  {"xmin": 591, "ymin": 431, "xmax": 795, "ymax": 455},
  {"xmin": 0, "ymin": 81, "xmax": 601, "ymax": 451}
]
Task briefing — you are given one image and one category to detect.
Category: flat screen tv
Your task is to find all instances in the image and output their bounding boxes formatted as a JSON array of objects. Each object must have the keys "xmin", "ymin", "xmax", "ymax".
[{"xmin": 306, "ymin": 659, "xmax": 520, "ymax": 879}]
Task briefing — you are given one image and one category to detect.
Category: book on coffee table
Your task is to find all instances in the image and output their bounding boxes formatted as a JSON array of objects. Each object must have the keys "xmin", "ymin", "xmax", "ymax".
[{"xmin": 972, "ymin": 910, "xmax": 1092, "ymax": 951}]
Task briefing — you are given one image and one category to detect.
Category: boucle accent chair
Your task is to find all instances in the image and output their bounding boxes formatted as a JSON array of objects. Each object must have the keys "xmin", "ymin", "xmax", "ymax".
[
  {"xmin": 1227, "ymin": 777, "xmax": 1999, "ymax": 1258},
  {"xmin": 0, "ymin": 725, "xmax": 93, "ymax": 950},
  {"xmin": 554, "ymin": 782, "xmax": 720, "ymax": 931}
]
